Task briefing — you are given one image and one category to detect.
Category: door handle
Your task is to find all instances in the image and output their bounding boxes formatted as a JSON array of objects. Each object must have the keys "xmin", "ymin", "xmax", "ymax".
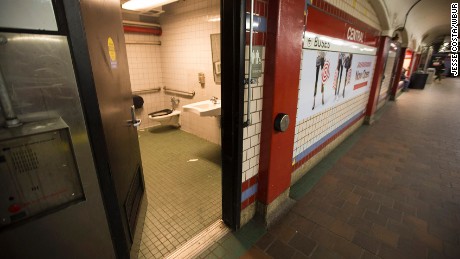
[{"xmin": 129, "ymin": 105, "xmax": 141, "ymax": 128}]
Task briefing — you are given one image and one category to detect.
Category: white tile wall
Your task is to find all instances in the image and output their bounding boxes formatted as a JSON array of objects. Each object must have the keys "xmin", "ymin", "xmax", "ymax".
[
  {"xmin": 125, "ymin": 33, "xmax": 164, "ymax": 92},
  {"xmin": 325, "ymin": 0, "xmax": 381, "ymax": 30},
  {"xmin": 124, "ymin": 0, "xmax": 222, "ymax": 141},
  {"xmin": 292, "ymin": 92, "xmax": 369, "ymax": 160},
  {"xmin": 160, "ymin": 0, "xmax": 221, "ymax": 145},
  {"xmin": 241, "ymin": 45, "xmax": 265, "ymax": 183},
  {"xmin": 125, "ymin": 33, "xmax": 165, "ymax": 129}
]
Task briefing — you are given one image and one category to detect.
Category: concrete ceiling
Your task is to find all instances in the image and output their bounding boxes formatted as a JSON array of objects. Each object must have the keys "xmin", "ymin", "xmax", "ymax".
[
  {"xmin": 370, "ymin": 0, "xmax": 454, "ymax": 50},
  {"xmin": 120, "ymin": 0, "xmax": 454, "ymax": 51}
]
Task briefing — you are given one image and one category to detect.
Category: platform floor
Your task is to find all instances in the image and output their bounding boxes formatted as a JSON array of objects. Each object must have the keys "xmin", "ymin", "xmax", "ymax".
[
  {"xmin": 199, "ymin": 78, "xmax": 460, "ymax": 258},
  {"xmin": 137, "ymin": 127, "xmax": 221, "ymax": 258}
]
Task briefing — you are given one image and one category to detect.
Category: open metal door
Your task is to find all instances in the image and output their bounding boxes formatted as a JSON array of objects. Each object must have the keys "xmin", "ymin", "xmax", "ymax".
[{"xmin": 63, "ymin": 0, "xmax": 146, "ymax": 257}]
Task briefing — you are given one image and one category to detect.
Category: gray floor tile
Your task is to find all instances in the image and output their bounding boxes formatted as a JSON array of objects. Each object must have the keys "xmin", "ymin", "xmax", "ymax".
[{"xmin": 137, "ymin": 128, "xmax": 222, "ymax": 258}]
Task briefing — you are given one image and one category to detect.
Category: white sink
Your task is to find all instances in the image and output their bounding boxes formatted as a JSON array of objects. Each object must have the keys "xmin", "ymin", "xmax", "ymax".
[{"xmin": 182, "ymin": 100, "xmax": 221, "ymax": 116}]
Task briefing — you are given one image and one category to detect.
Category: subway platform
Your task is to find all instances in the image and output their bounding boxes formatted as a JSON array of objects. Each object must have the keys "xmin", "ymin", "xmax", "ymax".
[{"xmin": 197, "ymin": 77, "xmax": 460, "ymax": 258}]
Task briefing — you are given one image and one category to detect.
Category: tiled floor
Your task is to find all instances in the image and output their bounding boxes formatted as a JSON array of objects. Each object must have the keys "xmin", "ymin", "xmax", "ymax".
[
  {"xmin": 200, "ymin": 78, "xmax": 460, "ymax": 258},
  {"xmin": 137, "ymin": 127, "xmax": 222, "ymax": 258}
]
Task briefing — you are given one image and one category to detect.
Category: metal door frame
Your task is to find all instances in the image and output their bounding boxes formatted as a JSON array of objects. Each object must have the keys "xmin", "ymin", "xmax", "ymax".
[{"xmin": 221, "ymin": 0, "xmax": 245, "ymax": 230}]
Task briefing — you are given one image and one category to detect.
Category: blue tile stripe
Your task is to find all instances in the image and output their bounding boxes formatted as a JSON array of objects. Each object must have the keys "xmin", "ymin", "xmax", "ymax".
[
  {"xmin": 241, "ymin": 183, "xmax": 258, "ymax": 202},
  {"xmin": 294, "ymin": 110, "xmax": 365, "ymax": 164},
  {"xmin": 245, "ymin": 15, "xmax": 267, "ymax": 32}
]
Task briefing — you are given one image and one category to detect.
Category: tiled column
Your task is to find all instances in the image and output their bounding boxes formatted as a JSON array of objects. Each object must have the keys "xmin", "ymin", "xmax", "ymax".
[
  {"xmin": 407, "ymin": 50, "xmax": 415, "ymax": 75},
  {"xmin": 365, "ymin": 36, "xmax": 391, "ymax": 124},
  {"xmin": 257, "ymin": 0, "xmax": 304, "ymax": 226},
  {"xmin": 412, "ymin": 53, "xmax": 422, "ymax": 73},
  {"xmin": 390, "ymin": 47, "xmax": 407, "ymax": 99}
]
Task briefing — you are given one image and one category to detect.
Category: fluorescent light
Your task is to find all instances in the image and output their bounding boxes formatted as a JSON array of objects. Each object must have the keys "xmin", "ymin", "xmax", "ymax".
[{"xmin": 122, "ymin": 0, "xmax": 178, "ymax": 11}]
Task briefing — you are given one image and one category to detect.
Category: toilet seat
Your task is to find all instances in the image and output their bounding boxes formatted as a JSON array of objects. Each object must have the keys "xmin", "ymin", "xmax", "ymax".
[
  {"xmin": 148, "ymin": 109, "xmax": 173, "ymax": 118},
  {"xmin": 148, "ymin": 110, "xmax": 181, "ymax": 128}
]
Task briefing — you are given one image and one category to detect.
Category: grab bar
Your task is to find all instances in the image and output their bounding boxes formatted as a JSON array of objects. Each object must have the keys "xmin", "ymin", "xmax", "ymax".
[
  {"xmin": 125, "ymin": 41, "xmax": 161, "ymax": 46},
  {"xmin": 132, "ymin": 87, "xmax": 161, "ymax": 94},
  {"xmin": 163, "ymin": 86, "xmax": 195, "ymax": 97},
  {"xmin": 244, "ymin": 0, "xmax": 255, "ymax": 127}
]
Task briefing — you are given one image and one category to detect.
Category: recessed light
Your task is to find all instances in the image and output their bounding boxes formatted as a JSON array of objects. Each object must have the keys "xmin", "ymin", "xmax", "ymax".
[{"xmin": 122, "ymin": 0, "xmax": 178, "ymax": 11}]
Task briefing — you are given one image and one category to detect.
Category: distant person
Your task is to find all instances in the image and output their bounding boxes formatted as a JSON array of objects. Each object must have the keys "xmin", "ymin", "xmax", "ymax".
[
  {"xmin": 401, "ymin": 68, "xmax": 410, "ymax": 91},
  {"xmin": 434, "ymin": 61, "xmax": 445, "ymax": 82}
]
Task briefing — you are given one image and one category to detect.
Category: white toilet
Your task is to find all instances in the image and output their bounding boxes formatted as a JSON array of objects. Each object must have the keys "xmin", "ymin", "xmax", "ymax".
[{"xmin": 148, "ymin": 109, "xmax": 181, "ymax": 128}]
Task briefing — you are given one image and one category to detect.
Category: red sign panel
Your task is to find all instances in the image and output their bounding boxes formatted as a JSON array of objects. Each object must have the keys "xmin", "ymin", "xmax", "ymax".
[{"xmin": 306, "ymin": 7, "xmax": 379, "ymax": 47}]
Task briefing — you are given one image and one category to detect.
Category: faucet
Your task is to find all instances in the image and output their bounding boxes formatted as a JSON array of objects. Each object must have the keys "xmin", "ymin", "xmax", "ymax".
[{"xmin": 210, "ymin": 96, "xmax": 218, "ymax": 104}]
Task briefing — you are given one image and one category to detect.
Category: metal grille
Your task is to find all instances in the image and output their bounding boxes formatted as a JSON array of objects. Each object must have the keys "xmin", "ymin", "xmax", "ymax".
[
  {"xmin": 125, "ymin": 166, "xmax": 144, "ymax": 241},
  {"xmin": 11, "ymin": 146, "xmax": 39, "ymax": 173}
]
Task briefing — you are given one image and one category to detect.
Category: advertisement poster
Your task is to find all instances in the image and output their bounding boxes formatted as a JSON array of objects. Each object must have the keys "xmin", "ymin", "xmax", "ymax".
[{"xmin": 296, "ymin": 49, "xmax": 377, "ymax": 121}]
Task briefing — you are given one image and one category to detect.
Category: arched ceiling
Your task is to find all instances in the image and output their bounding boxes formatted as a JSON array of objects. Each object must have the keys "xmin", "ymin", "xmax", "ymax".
[{"xmin": 370, "ymin": 0, "xmax": 454, "ymax": 50}]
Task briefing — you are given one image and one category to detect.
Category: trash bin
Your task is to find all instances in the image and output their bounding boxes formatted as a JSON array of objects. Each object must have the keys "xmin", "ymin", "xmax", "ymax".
[
  {"xmin": 426, "ymin": 68, "xmax": 436, "ymax": 84},
  {"xmin": 409, "ymin": 72, "xmax": 429, "ymax": 89}
]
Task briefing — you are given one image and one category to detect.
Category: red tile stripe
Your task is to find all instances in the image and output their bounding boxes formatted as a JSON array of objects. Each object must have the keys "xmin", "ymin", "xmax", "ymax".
[
  {"xmin": 246, "ymin": 0, "xmax": 267, "ymax": 16},
  {"xmin": 241, "ymin": 175, "xmax": 259, "ymax": 210},
  {"xmin": 241, "ymin": 194, "xmax": 257, "ymax": 210},
  {"xmin": 246, "ymin": 32, "xmax": 266, "ymax": 46}
]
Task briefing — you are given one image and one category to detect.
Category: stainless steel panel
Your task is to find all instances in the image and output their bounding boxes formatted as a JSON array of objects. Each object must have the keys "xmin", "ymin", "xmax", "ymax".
[
  {"xmin": 0, "ymin": 118, "xmax": 84, "ymax": 228},
  {"xmin": 0, "ymin": 33, "xmax": 115, "ymax": 258}
]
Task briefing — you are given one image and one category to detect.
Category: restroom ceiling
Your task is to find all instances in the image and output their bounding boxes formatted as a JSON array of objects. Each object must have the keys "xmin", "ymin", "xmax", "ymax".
[
  {"xmin": 119, "ymin": 0, "xmax": 164, "ymax": 24},
  {"xmin": 120, "ymin": 0, "xmax": 166, "ymax": 18},
  {"xmin": 377, "ymin": 0, "xmax": 454, "ymax": 48},
  {"xmin": 120, "ymin": 0, "xmax": 454, "ymax": 49}
]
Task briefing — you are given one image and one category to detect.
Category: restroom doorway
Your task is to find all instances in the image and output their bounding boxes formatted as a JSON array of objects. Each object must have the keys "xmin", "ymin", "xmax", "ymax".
[{"xmin": 121, "ymin": 0, "xmax": 243, "ymax": 257}]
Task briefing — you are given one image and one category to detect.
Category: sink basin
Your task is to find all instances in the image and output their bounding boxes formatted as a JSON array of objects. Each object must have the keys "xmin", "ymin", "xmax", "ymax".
[{"xmin": 182, "ymin": 100, "xmax": 221, "ymax": 116}]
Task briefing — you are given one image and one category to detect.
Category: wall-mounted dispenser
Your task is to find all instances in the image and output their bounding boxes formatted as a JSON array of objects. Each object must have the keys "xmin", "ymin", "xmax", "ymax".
[
  {"xmin": 214, "ymin": 61, "xmax": 221, "ymax": 75},
  {"xmin": 198, "ymin": 72, "xmax": 205, "ymax": 87}
]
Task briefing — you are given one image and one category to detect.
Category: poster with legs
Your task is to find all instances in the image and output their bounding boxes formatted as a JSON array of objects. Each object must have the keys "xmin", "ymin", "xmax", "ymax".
[{"xmin": 296, "ymin": 49, "xmax": 376, "ymax": 121}]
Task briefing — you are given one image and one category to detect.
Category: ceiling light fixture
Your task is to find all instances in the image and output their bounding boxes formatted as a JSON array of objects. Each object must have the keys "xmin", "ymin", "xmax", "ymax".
[{"xmin": 122, "ymin": 0, "xmax": 179, "ymax": 11}]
